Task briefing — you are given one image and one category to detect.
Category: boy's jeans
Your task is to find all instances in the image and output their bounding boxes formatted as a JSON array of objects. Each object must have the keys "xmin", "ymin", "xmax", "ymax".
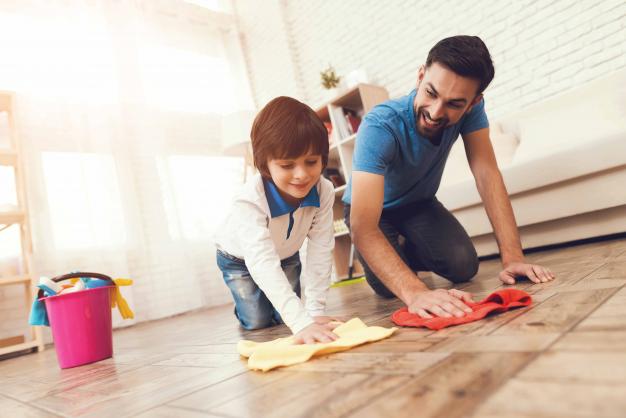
[{"xmin": 216, "ymin": 249, "xmax": 301, "ymax": 330}]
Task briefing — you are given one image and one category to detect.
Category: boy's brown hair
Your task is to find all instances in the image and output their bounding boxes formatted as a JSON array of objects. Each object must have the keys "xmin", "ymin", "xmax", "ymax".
[{"xmin": 250, "ymin": 96, "xmax": 329, "ymax": 178}]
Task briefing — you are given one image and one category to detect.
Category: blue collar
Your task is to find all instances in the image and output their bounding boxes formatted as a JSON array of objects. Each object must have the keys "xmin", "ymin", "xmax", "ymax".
[{"xmin": 263, "ymin": 179, "xmax": 320, "ymax": 218}]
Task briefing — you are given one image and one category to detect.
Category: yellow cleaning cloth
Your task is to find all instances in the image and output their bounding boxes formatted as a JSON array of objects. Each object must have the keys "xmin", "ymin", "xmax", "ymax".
[{"xmin": 238, "ymin": 318, "xmax": 396, "ymax": 372}]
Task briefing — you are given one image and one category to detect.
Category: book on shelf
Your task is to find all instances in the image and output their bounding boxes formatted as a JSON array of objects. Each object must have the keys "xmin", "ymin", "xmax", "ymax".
[
  {"xmin": 323, "ymin": 121, "xmax": 334, "ymax": 146},
  {"xmin": 344, "ymin": 109, "xmax": 361, "ymax": 135},
  {"xmin": 329, "ymin": 105, "xmax": 363, "ymax": 142},
  {"xmin": 323, "ymin": 167, "xmax": 345, "ymax": 188},
  {"xmin": 333, "ymin": 218, "xmax": 349, "ymax": 235},
  {"xmin": 329, "ymin": 105, "xmax": 351, "ymax": 141}
]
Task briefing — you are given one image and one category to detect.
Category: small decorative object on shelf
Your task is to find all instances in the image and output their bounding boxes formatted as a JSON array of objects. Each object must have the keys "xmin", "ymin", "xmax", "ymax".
[{"xmin": 320, "ymin": 64, "xmax": 341, "ymax": 90}]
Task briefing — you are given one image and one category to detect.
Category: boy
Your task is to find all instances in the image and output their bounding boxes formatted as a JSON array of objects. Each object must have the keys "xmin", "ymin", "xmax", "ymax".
[{"xmin": 215, "ymin": 96, "xmax": 338, "ymax": 344}]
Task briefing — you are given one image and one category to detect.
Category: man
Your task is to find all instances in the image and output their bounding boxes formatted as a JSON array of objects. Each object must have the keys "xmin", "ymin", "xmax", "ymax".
[{"xmin": 343, "ymin": 35, "xmax": 555, "ymax": 319}]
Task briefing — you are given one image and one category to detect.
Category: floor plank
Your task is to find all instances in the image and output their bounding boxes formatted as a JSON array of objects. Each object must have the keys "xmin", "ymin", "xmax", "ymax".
[
  {"xmin": 472, "ymin": 379, "xmax": 626, "ymax": 418},
  {"xmin": 0, "ymin": 394, "xmax": 60, "ymax": 417},
  {"xmin": 343, "ymin": 352, "xmax": 534, "ymax": 418},
  {"xmin": 2, "ymin": 236, "xmax": 626, "ymax": 417}
]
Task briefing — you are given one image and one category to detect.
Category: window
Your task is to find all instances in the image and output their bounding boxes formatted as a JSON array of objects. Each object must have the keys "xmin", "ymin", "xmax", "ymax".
[
  {"xmin": 160, "ymin": 155, "xmax": 243, "ymax": 240},
  {"xmin": 42, "ymin": 152, "xmax": 126, "ymax": 250}
]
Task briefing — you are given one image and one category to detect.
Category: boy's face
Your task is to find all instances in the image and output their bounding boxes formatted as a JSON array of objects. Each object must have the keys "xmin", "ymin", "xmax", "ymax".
[
  {"xmin": 414, "ymin": 62, "xmax": 483, "ymax": 140},
  {"xmin": 267, "ymin": 153, "xmax": 323, "ymax": 206}
]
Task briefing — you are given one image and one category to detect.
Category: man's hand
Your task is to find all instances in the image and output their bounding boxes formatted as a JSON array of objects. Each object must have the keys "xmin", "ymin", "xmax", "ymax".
[
  {"xmin": 294, "ymin": 322, "xmax": 338, "ymax": 345},
  {"xmin": 408, "ymin": 288, "xmax": 474, "ymax": 318},
  {"xmin": 499, "ymin": 261, "xmax": 555, "ymax": 285}
]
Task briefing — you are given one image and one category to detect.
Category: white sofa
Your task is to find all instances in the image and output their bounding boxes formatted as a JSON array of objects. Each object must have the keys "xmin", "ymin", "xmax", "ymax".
[{"xmin": 438, "ymin": 69, "xmax": 626, "ymax": 257}]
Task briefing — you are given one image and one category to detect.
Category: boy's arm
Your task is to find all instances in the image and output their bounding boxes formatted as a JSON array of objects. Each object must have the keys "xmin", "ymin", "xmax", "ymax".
[
  {"xmin": 301, "ymin": 179, "xmax": 335, "ymax": 317},
  {"xmin": 237, "ymin": 202, "xmax": 314, "ymax": 334}
]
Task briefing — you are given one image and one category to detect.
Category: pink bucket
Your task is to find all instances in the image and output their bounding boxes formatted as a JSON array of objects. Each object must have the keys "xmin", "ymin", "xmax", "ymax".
[{"xmin": 40, "ymin": 272, "xmax": 115, "ymax": 369}]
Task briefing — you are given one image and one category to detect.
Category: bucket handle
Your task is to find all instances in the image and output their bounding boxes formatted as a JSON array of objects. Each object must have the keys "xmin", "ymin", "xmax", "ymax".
[{"xmin": 37, "ymin": 272, "xmax": 114, "ymax": 299}]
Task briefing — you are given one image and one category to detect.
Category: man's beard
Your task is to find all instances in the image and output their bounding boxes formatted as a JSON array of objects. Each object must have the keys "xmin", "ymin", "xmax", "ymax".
[{"xmin": 414, "ymin": 104, "xmax": 448, "ymax": 141}]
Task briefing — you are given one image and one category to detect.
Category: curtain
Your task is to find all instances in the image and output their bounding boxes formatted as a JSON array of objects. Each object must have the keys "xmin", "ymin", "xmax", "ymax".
[{"xmin": 0, "ymin": 0, "xmax": 254, "ymax": 337}]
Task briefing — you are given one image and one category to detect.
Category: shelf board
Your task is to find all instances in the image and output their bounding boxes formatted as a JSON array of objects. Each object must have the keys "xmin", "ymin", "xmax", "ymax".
[
  {"xmin": 0, "ymin": 340, "xmax": 40, "ymax": 357},
  {"xmin": 0, "ymin": 275, "xmax": 31, "ymax": 286},
  {"xmin": 0, "ymin": 149, "xmax": 18, "ymax": 166},
  {"xmin": 0, "ymin": 210, "xmax": 25, "ymax": 225},
  {"xmin": 329, "ymin": 133, "xmax": 357, "ymax": 150}
]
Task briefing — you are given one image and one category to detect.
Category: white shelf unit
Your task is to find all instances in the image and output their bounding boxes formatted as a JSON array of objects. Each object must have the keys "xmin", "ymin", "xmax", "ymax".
[
  {"xmin": 0, "ymin": 91, "xmax": 44, "ymax": 357},
  {"xmin": 315, "ymin": 84, "xmax": 389, "ymax": 281}
]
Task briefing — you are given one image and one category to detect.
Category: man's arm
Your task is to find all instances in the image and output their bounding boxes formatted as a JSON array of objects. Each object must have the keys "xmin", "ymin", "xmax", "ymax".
[
  {"xmin": 350, "ymin": 171, "xmax": 473, "ymax": 317},
  {"xmin": 350, "ymin": 171, "xmax": 427, "ymax": 303},
  {"xmin": 462, "ymin": 127, "xmax": 555, "ymax": 284}
]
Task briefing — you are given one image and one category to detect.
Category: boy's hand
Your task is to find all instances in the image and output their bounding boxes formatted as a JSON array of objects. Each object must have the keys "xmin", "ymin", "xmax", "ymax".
[
  {"xmin": 294, "ymin": 323, "xmax": 339, "ymax": 345},
  {"xmin": 407, "ymin": 288, "xmax": 474, "ymax": 319}
]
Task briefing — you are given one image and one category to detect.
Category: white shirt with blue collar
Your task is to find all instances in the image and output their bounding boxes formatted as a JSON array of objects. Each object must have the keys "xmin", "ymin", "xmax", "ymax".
[{"xmin": 214, "ymin": 173, "xmax": 335, "ymax": 334}]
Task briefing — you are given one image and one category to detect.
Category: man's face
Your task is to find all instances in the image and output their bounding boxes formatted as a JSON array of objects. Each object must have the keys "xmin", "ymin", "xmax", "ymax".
[{"xmin": 414, "ymin": 62, "xmax": 482, "ymax": 140}]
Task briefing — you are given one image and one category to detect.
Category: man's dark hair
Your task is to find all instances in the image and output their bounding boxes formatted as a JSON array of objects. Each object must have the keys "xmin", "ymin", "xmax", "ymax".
[{"xmin": 426, "ymin": 35, "xmax": 495, "ymax": 94}]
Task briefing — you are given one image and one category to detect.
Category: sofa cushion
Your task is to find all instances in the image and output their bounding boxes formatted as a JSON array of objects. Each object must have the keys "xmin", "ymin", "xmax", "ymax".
[
  {"xmin": 440, "ymin": 126, "xmax": 519, "ymax": 187},
  {"xmin": 512, "ymin": 69, "xmax": 626, "ymax": 163},
  {"xmin": 438, "ymin": 132, "xmax": 626, "ymax": 211}
]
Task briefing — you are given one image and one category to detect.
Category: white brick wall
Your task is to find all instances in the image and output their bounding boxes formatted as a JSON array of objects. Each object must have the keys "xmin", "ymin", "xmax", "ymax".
[
  {"xmin": 236, "ymin": 0, "xmax": 626, "ymax": 119},
  {"xmin": 232, "ymin": 0, "xmax": 303, "ymax": 108}
]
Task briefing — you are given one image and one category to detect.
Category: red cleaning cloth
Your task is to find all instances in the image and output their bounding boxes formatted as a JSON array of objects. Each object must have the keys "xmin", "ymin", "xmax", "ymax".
[{"xmin": 391, "ymin": 288, "xmax": 532, "ymax": 330}]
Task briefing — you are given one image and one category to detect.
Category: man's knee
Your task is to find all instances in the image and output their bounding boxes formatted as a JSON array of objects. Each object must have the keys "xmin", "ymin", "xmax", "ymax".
[{"xmin": 441, "ymin": 244, "xmax": 479, "ymax": 283}]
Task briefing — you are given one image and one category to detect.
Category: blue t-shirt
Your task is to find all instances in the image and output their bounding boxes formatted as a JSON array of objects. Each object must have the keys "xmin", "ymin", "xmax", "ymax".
[{"xmin": 342, "ymin": 89, "xmax": 489, "ymax": 209}]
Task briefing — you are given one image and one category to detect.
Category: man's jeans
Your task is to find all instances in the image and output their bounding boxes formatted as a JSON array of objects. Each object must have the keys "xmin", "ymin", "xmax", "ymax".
[
  {"xmin": 344, "ymin": 198, "xmax": 478, "ymax": 298},
  {"xmin": 216, "ymin": 249, "xmax": 301, "ymax": 330}
]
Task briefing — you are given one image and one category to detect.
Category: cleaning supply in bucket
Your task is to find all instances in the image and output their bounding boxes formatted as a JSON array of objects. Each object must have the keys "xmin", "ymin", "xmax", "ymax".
[{"xmin": 28, "ymin": 272, "xmax": 134, "ymax": 368}]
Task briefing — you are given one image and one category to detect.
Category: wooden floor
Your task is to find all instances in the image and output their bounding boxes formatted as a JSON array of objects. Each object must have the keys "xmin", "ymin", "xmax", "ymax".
[{"xmin": 2, "ymin": 237, "xmax": 626, "ymax": 417}]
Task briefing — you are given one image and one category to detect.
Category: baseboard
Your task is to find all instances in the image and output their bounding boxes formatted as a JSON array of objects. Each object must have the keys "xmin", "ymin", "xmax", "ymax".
[{"xmin": 472, "ymin": 205, "xmax": 626, "ymax": 258}]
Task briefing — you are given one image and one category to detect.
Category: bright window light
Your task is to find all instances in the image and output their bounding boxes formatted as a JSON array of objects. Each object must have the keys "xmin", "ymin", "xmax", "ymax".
[
  {"xmin": 0, "ymin": 12, "xmax": 118, "ymax": 104},
  {"xmin": 140, "ymin": 46, "xmax": 236, "ymax": 114},
  {"xmin": 161, "ymin": 155, "xmax": 243, "ymax": 240},
  {"xmin": 42, "ymin": 152, "xmax": 126, "ymax": 250},
  {"xmin": 0, "ymin": 166, "xmax": 18, "ymax": 209}
]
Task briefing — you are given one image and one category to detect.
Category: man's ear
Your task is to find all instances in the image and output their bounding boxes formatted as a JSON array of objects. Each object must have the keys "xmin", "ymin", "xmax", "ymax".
[
  {"xmin": 416, "ymin": 65, "xmax": 425, "ymax": 86},
  {"xmin": 468, "ymin": 93, "xmax": 483, "ymax": 112}
]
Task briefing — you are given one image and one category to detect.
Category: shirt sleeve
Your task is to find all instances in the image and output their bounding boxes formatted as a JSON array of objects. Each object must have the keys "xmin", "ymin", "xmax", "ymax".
[
  {"xmin": 460, "ymin": 98, "xmax": 489, "ymax": 136},
  {"xmin": 237, "ymin": 201, "xmax": 314, "ymax": 334},
  {"xmin": 301, "ymin": 179, "xmax": 335, "ymax": 317},
  {"xmin": 352, "ymin": 115, "xmax": 398, "ymax": 175}
]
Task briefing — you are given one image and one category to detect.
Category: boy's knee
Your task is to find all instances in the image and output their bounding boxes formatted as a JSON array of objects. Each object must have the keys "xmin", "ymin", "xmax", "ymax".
[
  {"xmin": 234, "ymin": 300, "xmax": 275, "ymax": 330},
  {"xmin": 239, "ymin": 313, "xmax": 274, "ymax": 330}
]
